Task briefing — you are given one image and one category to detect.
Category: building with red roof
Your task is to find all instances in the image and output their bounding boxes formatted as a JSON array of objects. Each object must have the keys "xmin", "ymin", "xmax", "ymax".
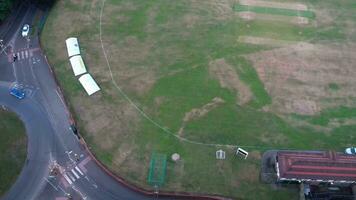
[{"xmin": 276, "ymin": 151, "xmax": 356, "ymax": 184}]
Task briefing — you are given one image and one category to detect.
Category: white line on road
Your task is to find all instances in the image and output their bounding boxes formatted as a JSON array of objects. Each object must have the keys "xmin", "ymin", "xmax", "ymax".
[
  {"xmin": 44, "ymin": 178, "xmax": 58, "ymax": 191},
  {"xmin": 56, "ymin": 90, "xmax": 67, "ymax": 111},
  {"xmin": 21, "ymin": 51, "xmax": 24, "ymax": 59},
  {"xmin": 75, "ymin": 166, "xmax": 84, "ymax": 176},
  {"xmin": 63, "ymin": 174, "xmax": 73, "ymax": 185},
  {"xmin": 67, "ymin": 172, "xmax": 76, "ymax": 182},
  {"xmin": 72, "ymin": 186, "xmax": 88, "ymax": 200},
  {"xmin": 84, "ymin": 176, "xmax": 98, "ymax": 189},
  {"xmin": 25, "ymin": 50, "xmax": 28, "ymax": 58},
  {"xmin": 71, "ymin": 169, "xmax": 80, "ymax": 179}
]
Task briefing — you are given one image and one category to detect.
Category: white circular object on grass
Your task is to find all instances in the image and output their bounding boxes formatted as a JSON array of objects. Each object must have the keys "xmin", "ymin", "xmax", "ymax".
[{"xmin": 171, "ymin": 153, "xmax": 180, "ymax": 162}]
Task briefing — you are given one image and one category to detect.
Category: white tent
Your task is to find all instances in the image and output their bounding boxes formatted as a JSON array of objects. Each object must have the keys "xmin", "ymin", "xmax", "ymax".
[
  {"xmin": 65, "ymin": 37, "xmax": 80, "ymax": 57},
  {"xmin": 69, "ymin": 55, "xmax": 87, "ymax": 76},
  {"xmin": 78, "ymin": 74, "xmax": 101, "ymax": 96}
]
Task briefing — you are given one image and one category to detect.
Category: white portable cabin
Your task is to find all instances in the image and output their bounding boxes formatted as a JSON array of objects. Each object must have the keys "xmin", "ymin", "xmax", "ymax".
[
  {"xmin": 69, "ymin": 55, "xmax": 87, "ymax": 76},
  {"xmin": 78, "ymin": 74, "xmax": 101, "ymax": 96},
  {"xmin": 65, "ymin": 37, "xmax": 81, "ymax": 57},
  {"xmin": 236, "ymin": 148, "xmax": 248, "ymax": 159}
]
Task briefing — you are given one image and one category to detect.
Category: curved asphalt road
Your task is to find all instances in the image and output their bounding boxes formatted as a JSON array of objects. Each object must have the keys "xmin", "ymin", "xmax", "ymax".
[{"xmin": 0, "ymin": 3, "xmax": 176, "ymax": 200}]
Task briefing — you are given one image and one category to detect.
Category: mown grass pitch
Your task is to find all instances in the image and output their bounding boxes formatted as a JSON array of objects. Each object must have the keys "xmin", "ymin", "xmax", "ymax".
[
  {"xmin": 234, "ymin": 4, "xmax": 315, "ymax": 19},
  {"xmin": 42, "ymin": 0, "xmax": 356, "ymax": 199}
]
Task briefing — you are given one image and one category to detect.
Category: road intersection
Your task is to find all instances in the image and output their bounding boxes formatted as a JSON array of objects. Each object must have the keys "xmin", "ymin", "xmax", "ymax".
[{"xmin": 0, "ymin": 3, "xmax": 174, "ymax": 200}]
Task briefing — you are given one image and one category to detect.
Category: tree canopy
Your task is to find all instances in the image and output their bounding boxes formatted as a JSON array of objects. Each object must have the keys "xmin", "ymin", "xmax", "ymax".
[{"xmin": 0, "ymin": 0, "xmax": 14, "ymax": 21}]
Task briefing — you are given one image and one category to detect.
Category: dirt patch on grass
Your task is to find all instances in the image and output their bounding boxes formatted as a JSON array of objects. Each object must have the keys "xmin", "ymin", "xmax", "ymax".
[
  {"xmin": 246, "ymin": 42, "xmax": 356, "ymax": 115},
  {"xmin": 190, "ymin": 0, "xmax": 235, "ymax": 21},
  {"xmin": 238, "ymin": 12, "xmax": 310, "ymax": 25},
  {"xmin": 238, "ymin": 36, "xmax": 296, "ymax": 47},
  {"xmin": 239, "ymin": 0, "xmax": 308, "ymax": 11},
  {"xmin": 209, "ymin": 58, "xmax": 253, "ymax": 105},
  {"xmin": 286, "ymin": 99, "xmax": 319, "ymax": 116},
  {"xmin": 183, "ymin": 97, "xmax": 225, "ymax": 122},
  {"xmin": 113, "ymin": 143, "xmax": 135, "ymax": 166},
  {"xmin": 122, "ymin": 70, "xmax": 156, "ymax": 96},
  {"xmin": 73, "ymin": 96, "xmax": 139, "ymax": 150},
  {"xmin": 183, "ymin": 14, "xmax": 201, "ymax": 29},
  {"xmin": 178, "ymin": 97, "xmax": 225, "ymax": 136},
  {"xmin": 249, "ymin": 151, "xmax": 262, "ymax": 160},
  {"xmin": 105, "ymin": 36, "xmax": 157, "ymax": 95},
  {"xmin": 237, "ymin": 164, "xmax": 259, "ymax": 183},
  {"xmin": 260, "ymin": 132, "xmax": 289, "ymax": 145}
]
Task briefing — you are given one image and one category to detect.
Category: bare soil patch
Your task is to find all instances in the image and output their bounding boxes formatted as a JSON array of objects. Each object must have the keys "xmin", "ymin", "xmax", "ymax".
[
  {"xmin": 183, "ymin": 97, "xmax": 225, "ymax": 122},
  {"xmin": 178, "ymin": 97, "xmax": 225, "ymax": 136},
  {"xmin": 113, "ymin": 143, "xmax": 135, "ymax": 166},
  {"xmin": 73, "ymin": 96, "xmax": 139, "ymax": 150},
  {"xmin": 209, "ymin": 58, "xmax": 253, "ymax": 105},
  {"xmin": 237, "ymin": 164, "xmax": 259, "ymax": 183},
  {"xmin": 238, "ymin": 36, "xmax": 296, "ymax": 47},
  {"xmin": 190, "ymin": 0, "xmax": 235, "ymax": 21},
  {"xmin": 105, "ymin": 36, "xmax": 157, "ymax": 96},
  {"xmin": 238, "ymin": 12, "xmax": 310, "ymax": 25},
  {"xmin": 246, "ymin": 43, "xmax": 356, "ymax": 115}
]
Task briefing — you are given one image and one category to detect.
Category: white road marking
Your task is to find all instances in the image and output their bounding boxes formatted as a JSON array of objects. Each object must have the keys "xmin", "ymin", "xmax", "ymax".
[
  {"xmin": 61, "ymin": 177, "xmax": 70, "ymax": 188},
  {"xmin": 56, "ymin": 90, "xmax": 66, "ymax": 110},
  {"xmin": 75, "ymin": 166, "xmax": 84, "ymax": 176},
  {"xmin": 63, "ymin": 174, "xmax": 73, "ymax": 185},
  {"xmin": 71, "ymin": 169, "xmax": 80, "ymax": 179},
  {"xmin": 17, "ymin": 52, "xmax": 20, "ymax": 59},
  {"xmin": 78, "ymin": 157, "xmax": 91, "ymax": 173},
  {"xmin": 21, "ymin": 51, "xmax": 24, "ymax": 59},
  {"xmin": 67, "ymin": 172, "xmax": 76, "ymax": 182},
  {"xmin": 72, "ymin": 186, "xmax": 88, "ymax": 200},
  {"xmin": 45, "ymin": 178, "xmax": 58, "ymax": 191},
  {"xmin": 84, "ymin": 176, "xmax": 98, "ymax": 189},
  {"xmin": 65, "ymin": 150, "xmax": 76, "ymax": 164},
  {"xmin": 25, "ymin": 50, "xmax": 28, "ymax": 58}
]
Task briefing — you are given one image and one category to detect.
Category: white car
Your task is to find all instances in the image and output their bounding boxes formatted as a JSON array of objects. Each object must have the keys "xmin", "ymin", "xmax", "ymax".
[
  {"xmin": 345, "ymin": 147, "xmax": 356, "ymax": 155},
  {"xmin": 22, "ymin": 24, "xmax": 30, "ymax": 37}
]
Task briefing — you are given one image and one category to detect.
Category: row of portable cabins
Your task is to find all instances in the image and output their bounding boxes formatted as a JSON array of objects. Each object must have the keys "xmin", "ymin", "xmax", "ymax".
[{"xmin": 65, "ymin": 37, "xmax": 100, "ymax": 96}]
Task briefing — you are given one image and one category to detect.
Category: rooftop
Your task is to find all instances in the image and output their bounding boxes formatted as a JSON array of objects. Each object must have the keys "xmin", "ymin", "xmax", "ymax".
[{"xmin": 277, "ymin": 151, "xmax": 356, "ymax": 182}]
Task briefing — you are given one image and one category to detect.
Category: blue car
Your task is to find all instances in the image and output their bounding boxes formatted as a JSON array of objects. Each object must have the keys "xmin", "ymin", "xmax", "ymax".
[{"xmin": 10, "ymin": 86, "xmax": 25, "ymax": 99}]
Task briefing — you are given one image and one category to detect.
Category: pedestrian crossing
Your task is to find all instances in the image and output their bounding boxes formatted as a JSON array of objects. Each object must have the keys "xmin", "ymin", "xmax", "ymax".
[
  {"xmin": 62, "ymin": 166, "xmax": 85, "ymax": 185},
  {"xmin": 8, "ymin": 48, "xmax": 39, "ymax": 62},
  {"xmin": 14, "ymin": 49, "xmax": 32, "ymax": 60}
]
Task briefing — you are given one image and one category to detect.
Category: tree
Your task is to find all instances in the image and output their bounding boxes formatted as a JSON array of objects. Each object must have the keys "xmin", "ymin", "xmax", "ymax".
[
  {"xmin": 32, "ymin": 0, "xmax": 56, "ymax": 7},
  {"xmin": 0, "ymin": 0, "xmax": 14, "ymax": 21}
]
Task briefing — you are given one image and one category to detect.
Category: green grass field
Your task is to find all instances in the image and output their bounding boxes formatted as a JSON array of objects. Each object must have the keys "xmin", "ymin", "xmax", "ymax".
[
  {"xmin": 0, "ymin": 110, "xmax": 27, "ymax": 196},
  {"xmin": 42, "ymin": 0, "xmax": 356, "ymax": 199}
]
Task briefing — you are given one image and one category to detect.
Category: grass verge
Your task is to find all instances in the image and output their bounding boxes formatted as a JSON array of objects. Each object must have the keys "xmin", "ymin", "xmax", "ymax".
[{"xmin": 0, "ymin": 110, "xmax": 27, "ymax": 196}]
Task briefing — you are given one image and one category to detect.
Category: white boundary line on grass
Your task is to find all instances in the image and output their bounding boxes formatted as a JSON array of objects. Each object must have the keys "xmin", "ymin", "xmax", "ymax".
[{"xmin": 98, "ymin": 0, "xmax": 289, "ymax": 150}]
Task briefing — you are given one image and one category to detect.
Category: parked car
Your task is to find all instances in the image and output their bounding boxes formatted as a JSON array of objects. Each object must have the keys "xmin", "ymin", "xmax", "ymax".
[
  {"xmin": 21, "ymin": 24, "xmax": 30, "ymax": 37},
  {"xmin": 9, "ymin": 85, "xmax": 25, "ymax": 99},
  {"xmin": 345, "ymin": 147, "xmax": 356, "ymax": 155}
]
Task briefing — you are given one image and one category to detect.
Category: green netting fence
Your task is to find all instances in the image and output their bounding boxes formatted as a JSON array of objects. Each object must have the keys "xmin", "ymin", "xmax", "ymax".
[
  {"xmin": 234, "ymin": 4, "xmax": 315, "ymax": 19},
  {"xmin": 147, "ymin": 153, "xmax": 167, "ymax": 187}
]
